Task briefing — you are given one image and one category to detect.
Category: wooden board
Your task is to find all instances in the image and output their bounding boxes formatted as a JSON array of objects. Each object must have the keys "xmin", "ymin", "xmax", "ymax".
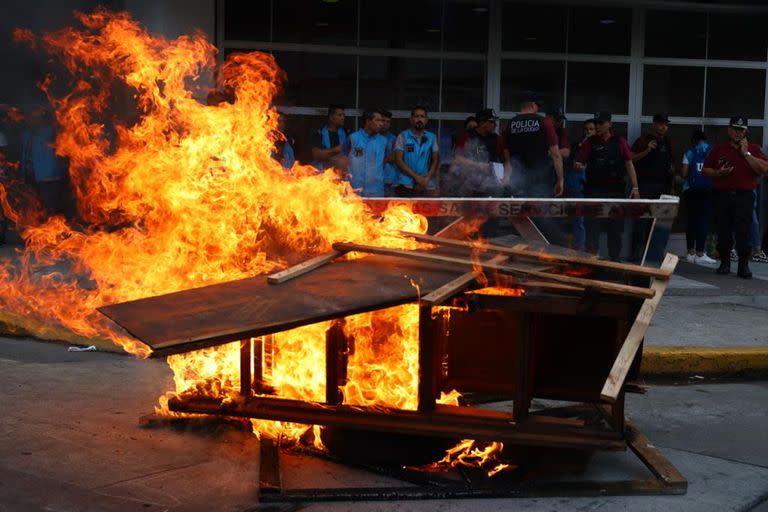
[
  {"xmin": 99, "ymin": 255, "xmax": 466, "ymax": 358},
  {"xmin": 600, "ymin": 253, "xmax": 678, "ymax": 402}
]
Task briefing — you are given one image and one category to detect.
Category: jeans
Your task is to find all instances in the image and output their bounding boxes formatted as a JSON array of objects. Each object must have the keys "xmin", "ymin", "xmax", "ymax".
[
  {"xmin": 566, "ymin": 186, "xmax": 585, "ymax": 251},
  {"xmin": 584, "ymin": 186, "xmax": 625, "ymax": 261},
  {"xmin": 685, "ymin": 188, "xmax": 713, "ymax": 254}
]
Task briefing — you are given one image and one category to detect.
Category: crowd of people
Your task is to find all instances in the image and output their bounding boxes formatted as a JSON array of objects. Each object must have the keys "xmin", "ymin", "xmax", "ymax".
[
  {"xmin": 301, "ymin": 95, "xmax": 768, "ymax": 277},
  {"xmin": 2, "ymin": 96, "xmax": 767, "ymax": 279}
]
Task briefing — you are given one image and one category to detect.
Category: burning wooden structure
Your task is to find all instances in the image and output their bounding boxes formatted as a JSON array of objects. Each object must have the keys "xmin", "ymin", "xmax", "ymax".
[{"xmin": 98, "ymin": 197, "xmax": 685, "ymax": 501}]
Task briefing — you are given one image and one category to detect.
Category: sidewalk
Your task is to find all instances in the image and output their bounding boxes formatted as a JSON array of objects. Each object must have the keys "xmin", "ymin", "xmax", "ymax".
[{"xmin": 640, "ymin": 233, "xmax": 768, "ymax": 376}]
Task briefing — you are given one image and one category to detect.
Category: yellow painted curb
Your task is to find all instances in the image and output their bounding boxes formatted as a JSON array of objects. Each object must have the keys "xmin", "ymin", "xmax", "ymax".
[{"xmin": 641, "ymin": 346, "xmax": 768, "ymax": 375}]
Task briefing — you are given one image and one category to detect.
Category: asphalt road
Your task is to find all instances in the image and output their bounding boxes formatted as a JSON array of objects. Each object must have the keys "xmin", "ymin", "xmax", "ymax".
[{"xmin": 0, "ymin": 336, "xmax": 766, "ymax": 512}]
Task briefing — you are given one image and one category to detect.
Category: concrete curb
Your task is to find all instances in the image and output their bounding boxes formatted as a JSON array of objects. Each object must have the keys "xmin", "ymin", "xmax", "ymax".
[{"xmin": 641, "ymin": 346, "xmax": 768, "ymax": 376}]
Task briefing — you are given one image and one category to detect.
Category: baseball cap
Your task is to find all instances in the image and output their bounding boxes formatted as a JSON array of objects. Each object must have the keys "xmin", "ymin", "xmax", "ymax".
[
  {"xmin": 730, "ymin": 116, "xmax": 748, "ymax": 129},
  {"xmin": 652, "ymin": 113, "xmax": 670, "ymax": 124},
  {"xmin": 475, "ymin": 108, "xmax": 499, "ymax": 123},
  {"xmin": 594, "ymin": 111, "xmax": 612, "ymax": 123}
]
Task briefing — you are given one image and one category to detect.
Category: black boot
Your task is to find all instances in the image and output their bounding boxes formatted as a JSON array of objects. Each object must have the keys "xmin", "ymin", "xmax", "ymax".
[
  {"xmin": 716, "ymin": 260, "xmax": 730, "ymax": 274},
  {"xmin": 737, "ymin": 260, "xmax": 752, "ymax": 279}
]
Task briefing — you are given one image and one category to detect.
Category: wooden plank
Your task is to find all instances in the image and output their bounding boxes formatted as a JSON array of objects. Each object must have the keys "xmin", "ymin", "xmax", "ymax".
[
  {"xmin": 401, "ymin": 231, "xmax": 674, "ymax": 280},
  {"xmin": 627, "ymin": 423, "xmax": 687, "ymax": 489},
  {"xmin": 418, "ymin": 305, "xmax": 438, "ymax": 412},
  {"xmin": 240, "ymin": 339, "xmax": 252, "ymax": 398},
  {"xmin": 332, "ymin": 242, "xmax": 655, "ymax": 300},
  {"xmin": 421, "ymin": 253, "xmax": 510, "ymax": 306},
  {"xmin": 259, "ymin": 436, "xmax": 282, "ymax": 494},
  {"xmin": 600, "ymin": 254, "xmax": 678, "ymax": 402},
  {"xmin": 168, "ymin": 395, "xmax": 625, "ymax": 451},
  {"xmin": 99, "ymin": 255, "xmax": 466, "ymax": 357},
  {"xmin": 267, "ymin": 250, "xmax": 345, "ymax": 284}
]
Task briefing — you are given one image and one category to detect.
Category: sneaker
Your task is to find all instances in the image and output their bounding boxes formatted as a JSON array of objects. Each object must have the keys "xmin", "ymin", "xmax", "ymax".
[
  {"xmin": 696, "ymin": 254, "xmax": 718, "ymax": 266},
  {"xmin": 730, "ymin": 249, "xmax": 738, "ymax": 262},
  {"xmin": 752, "ymin": 250, "xmax": 768, "ymax": 263},
  {"xmin": 685, "ymin": 253, "xmax": 696, "ymax": 263}
]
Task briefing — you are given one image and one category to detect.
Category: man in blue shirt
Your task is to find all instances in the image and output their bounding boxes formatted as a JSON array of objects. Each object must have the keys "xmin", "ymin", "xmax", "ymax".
[
  {"xmin": 21, "ymin": 108, "xmax": 68, "ymax": 216},
  {"xmin": 311, "ymin": 104, "xmax": 349, "ymax": 172},
  {"xmin": 347, "ymin": 110, "xmax": 387, "ymax": 197},
  {"xmin": 379, "ymin": 110, "xmax": 398, "ymax": 196},
  {"xmin": 394, "ymin": 106, "xmax": 440, "ymax": 197}
]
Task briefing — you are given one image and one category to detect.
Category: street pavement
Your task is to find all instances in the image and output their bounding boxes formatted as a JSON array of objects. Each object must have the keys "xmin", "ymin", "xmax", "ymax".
[{"xmin": 0, "ymin": 336, "xmax": 767, "ymax": 511}]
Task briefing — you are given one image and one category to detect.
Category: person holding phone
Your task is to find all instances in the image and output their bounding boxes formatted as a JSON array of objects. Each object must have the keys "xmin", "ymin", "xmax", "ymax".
[{"xmin": 702, "ymin": 116, "xmax": 768, "ymax": 278}]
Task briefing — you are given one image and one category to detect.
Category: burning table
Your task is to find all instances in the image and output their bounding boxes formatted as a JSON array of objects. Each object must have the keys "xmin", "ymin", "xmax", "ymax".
[{"xmin": 98, "ymin": 197, "xmax": 686, "ymax": 502}]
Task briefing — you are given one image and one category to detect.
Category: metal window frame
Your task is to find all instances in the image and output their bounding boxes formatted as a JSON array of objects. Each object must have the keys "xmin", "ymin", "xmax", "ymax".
[{"xmin": 217, "ymin": 0, "xmax": 768, "ymax": 141}]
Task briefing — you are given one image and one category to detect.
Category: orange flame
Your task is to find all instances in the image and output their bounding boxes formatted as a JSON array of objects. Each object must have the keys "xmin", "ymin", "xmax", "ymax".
[
  {"xmin": 1, "ymin": 11, "xmax": 509, "ymax": 473},
  {"xmin": 0, "ymin": 9, "xmax": 437, "ymax": 442}
]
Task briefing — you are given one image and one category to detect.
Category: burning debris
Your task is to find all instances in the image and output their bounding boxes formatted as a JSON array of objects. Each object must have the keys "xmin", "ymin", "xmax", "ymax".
[{"xmin": 1, "ymin": 9, "xmax": 688, "ymax": 497}]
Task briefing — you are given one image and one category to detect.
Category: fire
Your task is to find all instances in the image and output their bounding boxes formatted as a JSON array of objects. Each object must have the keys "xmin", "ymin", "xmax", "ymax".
[
  {"xmin": 0, "ymin": 9, "xmax": 510, "ymax": 473},
  {"xmin": 0, "ymin": 11, "xmax": 428, "ymax": 350},
  {"xmin": 0, "ymin": 10, "xmax": 439, "ymax": 439},
  {"xmin": 435, "ymin": 439, "xmax": 512, "ymax": 477}
]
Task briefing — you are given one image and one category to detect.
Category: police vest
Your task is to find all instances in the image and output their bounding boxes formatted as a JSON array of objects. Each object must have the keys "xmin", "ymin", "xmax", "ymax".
[
  {"xmin": 636, "ymin": 135, "xmax": 672, "ymax": 185},
  {"xmin": 586, "ymin": 135, "xmax": 624, "ymax": 189},
  {"xmin": 311, "ymin": 126, "xmax": 348, "ymax": 171},
  {"xmin": 505, "ymin": 113, "xmax": 550, "ymax": 169}
]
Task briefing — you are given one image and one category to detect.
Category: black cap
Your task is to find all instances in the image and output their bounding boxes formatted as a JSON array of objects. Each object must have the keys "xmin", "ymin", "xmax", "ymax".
[
  {"xmin": 730, "ymin": 116, "xmax": 748, "ymax": 129},
  {"xmin": 475, "ymin": 108, "xmax": 499, "ymax": 123},
  {"xmin": 652, "ymin": 113, "xmax": 670, "ymax": 124},
  {"xmin": 552, "ymin": 107, "xmax": 567, "ymax": 121},
  {"xmin": 519, "ymin": 91, "xmax": 543, "ymax": 107},
  {"xmin": 594, "ymin": 111, "xmax": 612, "ymax": 122}
]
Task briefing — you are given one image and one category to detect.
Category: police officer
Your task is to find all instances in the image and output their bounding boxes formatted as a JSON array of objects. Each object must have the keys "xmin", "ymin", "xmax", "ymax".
[
  {"xmin": 347, "ymin": 109, "xmax": 387, "ymax": 197},
  {"xmin": 631, "ymin": 113, "xmax": 675, "ymax": 261},
  {"xmin": 311, "ymin": 104, "xmax": 349, "ymax": 172},
  {"xmin": 394, "ymin": 106, "xmax": 440, "ymax": 197},
  {"xmin": 702, "ymin": 116, "xmax": 768, "ymax": 278},
  {"xmin": 574, "ymin": 111, "xmax": 640, "ymax": 261},
  {"xmin": 379, "ymin": 110, "xmax": 398, "ymax": 196},
  {"xmin": 503, "ymin": 92, "xmax": 564, "ymax": 198},
  {"xmin": 450, "ymin": 108, "xmax": 508, "ymax": 197},
  {"xmin": 631, "ymin": 113, "xmax": 674, "ymax": 197}
]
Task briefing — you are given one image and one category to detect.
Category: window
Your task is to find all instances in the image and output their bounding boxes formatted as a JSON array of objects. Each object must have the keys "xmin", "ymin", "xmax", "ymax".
[
  {"xmin": 568, "ymin": 6, "xmax": 632, "ymax": 56},
  {"xmin": 645, "ymin": 10, "xmax": 706, "ymax": 59},
  {"xmin": 444, "ymin": 1, "xmax": 489, "ymax": 52},
  {"xmin": 359, "ymin": 0, "xmax": 442, "ymax": 50},
  {"xmin": 500, "ymin": 60, "xmax": 565, "ymax": 111},
  {"xmin": 273, "ymin": 0, "xmax": 358, "ymax": 46},
  {"xmin": 567, "ymin": 63, "xmax": 629, "ymax": 115},
  {"xmin": 708, "ymin": 13, "xmax": 768, "ymax": 62},
  {"xmin": 272, "ymin": 52, "xmax": 357, "ymax": 107},
  {"xmin": 442, "ymin": 60, "xmax": 486, "ymax": 112},
  {"xmin": 224, "ymin": 1, "xmax": 271, "ymax": 42},
  {"xmin": 705, "ymin": 67, "xmax": 765, "ymax": 119},
  {"xmin": 358, "ymin": 57, "xmax": 440, "ymax": 111},
  {"xmin": 643, "ymin": 66, "xmax": 704, "ymax": 117},
  {"xmin": 502, "ymin": 2, "xmax": 567, "ymax": 52}
]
